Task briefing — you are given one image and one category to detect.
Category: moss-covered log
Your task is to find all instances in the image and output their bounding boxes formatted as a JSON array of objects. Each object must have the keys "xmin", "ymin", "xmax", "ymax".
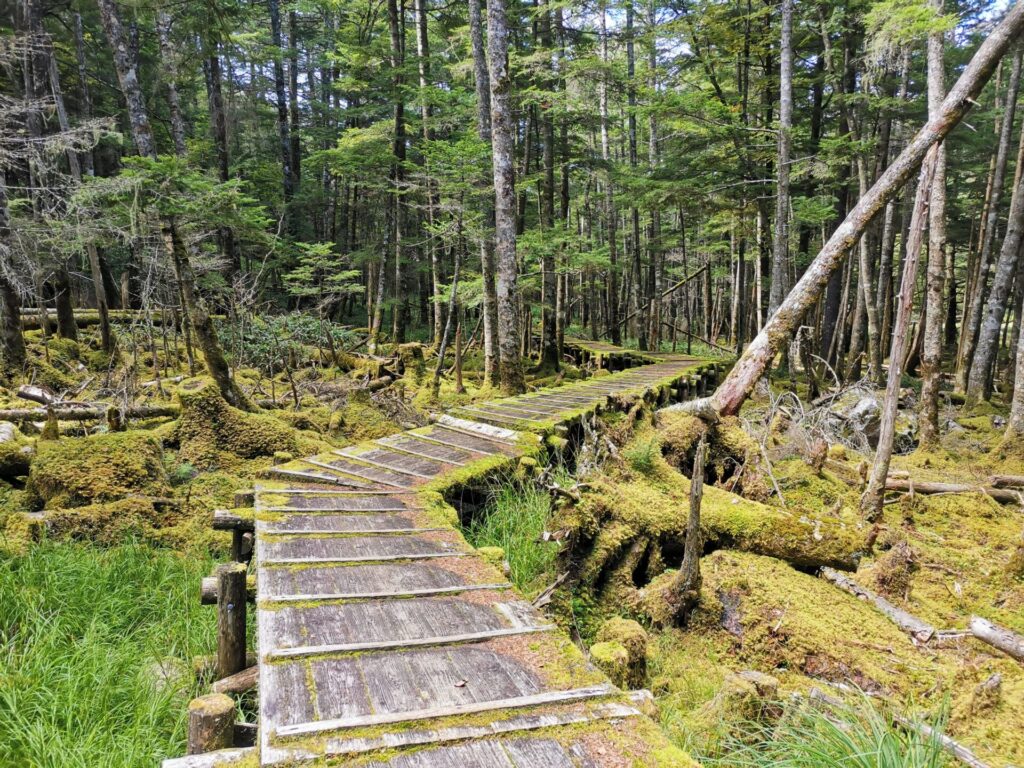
[{"xmin": 556, "ymin": 441, "xmax": 863, "ymax": 616}]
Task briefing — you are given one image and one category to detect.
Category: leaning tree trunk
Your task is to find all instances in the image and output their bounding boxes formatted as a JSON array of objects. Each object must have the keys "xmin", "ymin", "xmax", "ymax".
[
  {"xmin": 861, "ymin": 148, "xmax": 938, "ymax": 521},
  {"xmin": 486, "ymin": 0, "xmax": 525, "ymax": 394},
  {"xmin": 957, "ymin": 45, "xmax": 1023, "ymax": 392},
  {"xmin": 697, "ymin": 3, "xmax": 1024, "ymax": 419},
  {"xmin": 919, "ymin": 0, "xmax": 948, "ymax": 445}
]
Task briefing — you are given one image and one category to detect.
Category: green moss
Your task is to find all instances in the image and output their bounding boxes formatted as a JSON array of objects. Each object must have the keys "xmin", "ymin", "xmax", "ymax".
[
  {"xmin": 331, "ymin": 391, "xmax": 401, "ymax": 442},
  {"xmin": 477, "ymin": 545, "xmax": 506, "ymax": 569},
  {"xmin": 176, "ymin": 377, "xmax": 298, "ymax": 469},
  {"xmin": 28, "ymin": 431, "xmax": 169, "ymax": 509},
  {"xmin": 590, "ymin": 641, "xmax": 630, "ymax": 688},
  {"xmin": 29, "ymin": 359, "xmax": 76, "ymax": 392},
  {"xmin": 43, "ymin": 498, "xmax": 176, "ymax": 546}
]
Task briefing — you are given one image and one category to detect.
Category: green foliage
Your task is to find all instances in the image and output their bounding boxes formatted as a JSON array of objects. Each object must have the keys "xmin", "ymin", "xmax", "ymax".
[
  {"xmin": 711, "ymin": 696, "xmax": 950, "ymax": 768},
  {"xmin": 465, "ymin": 473, "xmax": 561, "ymax": 593},
  {"xmin": 0, "ymin": 541, "xmax": 215, "ymax": 767}
]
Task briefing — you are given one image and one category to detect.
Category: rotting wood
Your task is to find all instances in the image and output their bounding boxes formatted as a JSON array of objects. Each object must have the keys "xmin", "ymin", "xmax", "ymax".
[
  {"xmin": 0, "ymin": 404, "xmax": 180, "ymax": 422},
  {"xmin": 187, "ymin": 693, "xmax": 235, "ymax": 755},
  {"xmin": 820, "ymin": 567, "xmax": 936, "ymax": 642},
  {"xmin": 882, "ymin": 479, "xmax": 1021, "ymax": 504},
  {"xmin": 969, "ymin": 615, "xmax": 1024, "ymax": 660}
]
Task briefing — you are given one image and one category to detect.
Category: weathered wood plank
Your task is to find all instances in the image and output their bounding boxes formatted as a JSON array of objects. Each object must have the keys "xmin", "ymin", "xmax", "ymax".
[
  {"xmin": 299, "ymin": 457, "xmax": 415, "ymax": 489},
  {"xmin": 377, "ymin": 433, "xmax": 477, "ymax": 465},
  {"xmin": 258, "ymin": 534, "xmax": 465, "ymax": 565},
  {"xmin": 435, "ymin": 415, "xmax": 521, "ymax": 443},
  {"xmin": 322, "ymin": 702, "xmax": 641, "ymax": 757},
  {"xmin": 414, "ymin": 426, "xmax": 518, "ymax": 456},
  {"xmin": 275, "ymin": 683, "xmax": 616, "ymax": 737},
  {"xmin": 336, "ymin": 447, "xmax": 448, "ymax": 478},
  {"xmin": 259, "ymin": 513, "xmax": 430, "ymax": 535}
]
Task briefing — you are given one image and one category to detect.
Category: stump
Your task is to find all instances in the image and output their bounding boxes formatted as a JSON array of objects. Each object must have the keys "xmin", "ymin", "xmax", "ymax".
[{"xmin": 187, "ymin": 693, "xmax": 235, "ymax": 754}]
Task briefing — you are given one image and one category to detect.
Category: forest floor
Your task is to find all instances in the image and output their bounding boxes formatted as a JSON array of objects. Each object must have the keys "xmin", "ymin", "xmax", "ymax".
[{"xmin": 1, "ymin": 320, "xmax": 1020, "ymax": 767}]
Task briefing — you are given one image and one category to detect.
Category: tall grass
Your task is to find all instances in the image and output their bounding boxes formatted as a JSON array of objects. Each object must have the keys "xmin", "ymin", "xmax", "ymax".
[
  {"xmin": 0, "ymin": 541, "xmax": 216, "ymax": 768},
  {"xmin": 711, "ymin": 696, "xmax": 951, "ymax": 768},
  {"xmin": 465, "ymin": 476, "xmax": 559, "ymax": 593}
]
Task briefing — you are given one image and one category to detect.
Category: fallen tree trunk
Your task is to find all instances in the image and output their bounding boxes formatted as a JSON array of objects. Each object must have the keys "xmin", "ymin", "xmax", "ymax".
[
  {"xmin": 820, "ymin": 567, "xmax": 936, "ymax": 642},
  {"xmin": 883, "ymin": 479, "xmax": 1020, "ymax": 504},
  {"xmin": 563, "ymin": 474, "xmax": 863, "ymax": 608},
  {"xmin": 689, "ymin": 4, "xmax": 1024, "ymax": 418},
  {"xmin": 990, "ymin": 474, "xmax": 1024, "ymax": 488},
  {"xmin": 0, "ymin": 404, "xmax": 180, "ymax": 422},
  {"xmin": 969, "ymin": 615, "xmax": 1024, "ymax": 660},
  {"xmin": 16, "ymin": 385, "xmax": 56, "ymax": 405}
]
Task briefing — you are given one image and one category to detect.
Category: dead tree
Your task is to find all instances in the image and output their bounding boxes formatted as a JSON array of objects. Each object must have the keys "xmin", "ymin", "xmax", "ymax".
[
  {"xmin": 669, "ymin": 436, "xmax": 706, "ymax": 625},
  {"xmin": 684, "ymin": 4, "xmax": 1024, "ymax": 419}
]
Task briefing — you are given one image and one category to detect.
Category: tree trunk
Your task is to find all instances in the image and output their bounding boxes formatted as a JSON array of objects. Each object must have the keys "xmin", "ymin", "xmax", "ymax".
[
  {"xmin": 768, "ymin": 0, "xmax": 793, "ymax": 316},
  {"xmin": 539, "ymin": 0, "xmax": 559, "ymax": 369},
  {"xmin": 700, "ymin": 5, "xmax": 1024, "ymax": 418},
  {"xmin": 861, "ymin": 149, "xmax": 938, "ymax": 521},
  {"xmin": 967, "ymin": 155, "xmax": 1024, "ymax": 402},
  {"xmin": 469, "ymin": 0, "xmax": 499, "ymax": 386},
  {"xmin": 919, "ymin": 2, "xmax": 948, "ymax": 445},
  {"xmin": 156, "ymin": 13, "xmax": 187, "ymax": 155},
  {"xmin": 268, "ymin": 0, "xmax": 294, "ymax": 227},
  {"xmin": 96, "ymin": 0, "xmax": 156, "ymax": 158},
  {"xmin": 486, "ymin": 0, "xmax": 525, "ymax": 394},
  {"xmin": 599, "ymin": 2, "xmax": 620, "ymax": 346},
  {"xmin": 0, "ymin": 174, "xmax": 26, "ymax": 372},
  {"xmin": 288, "ymin": 10, "xmax": 302, "ymax": 188},
  {"xmin": 958, "ymin": 45, "xmax": 1023, "ymax": 391}
]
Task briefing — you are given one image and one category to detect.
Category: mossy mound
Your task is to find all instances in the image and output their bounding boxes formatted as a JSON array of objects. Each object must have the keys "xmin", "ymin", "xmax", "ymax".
[
  {"xmin": 329, "ymin": 391, "xmax": 401, "ymax": 442},
  {"xmin": 595, "ymin": 617, "xmax": 647, "ymax": 689},
  {"xmin": 28, "ymin": 431, "xmax": 169, "ymax": 508},
  {"xmin": 29, "ymin": 359, "xmax": 76, "ymax": 392},
  {"xmin": 176, "ymin": 378, "xmax": 298, "ymax": 469},
  {"xmin": 558, "ymin": 432, "xmax": 863, "ymax": 614},
  {"xmin": 647, "ymin": 549, "xmax": 1024, "ymax": 765},
  {"xmin": 43, "ymin": 498, "xmax": 176, "ymax": 545}
]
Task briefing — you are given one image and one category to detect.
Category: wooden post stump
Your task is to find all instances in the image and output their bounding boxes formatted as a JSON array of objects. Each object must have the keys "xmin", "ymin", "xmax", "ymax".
[
  {"xmin": 217, "ymin": 563, "xmax": 247, "ymax": 679},
  {"xmin": 187, "ymin": 693, "xmax": 235, "ymax": 754}
]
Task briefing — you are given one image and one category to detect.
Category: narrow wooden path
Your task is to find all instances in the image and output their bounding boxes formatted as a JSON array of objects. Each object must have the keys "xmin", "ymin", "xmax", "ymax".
[{"xmin": 220, "ymin": 346, "xmax": 716, "ymax": 766}]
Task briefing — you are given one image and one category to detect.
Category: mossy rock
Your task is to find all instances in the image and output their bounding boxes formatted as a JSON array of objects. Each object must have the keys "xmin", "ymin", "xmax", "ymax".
[
  {"xmin": 28, "ymin": 431, "xmax": 170, "ymax": 509},
  {"xmin": 176, "ymin": 377, "xmax": 298, "ymax": 469}
]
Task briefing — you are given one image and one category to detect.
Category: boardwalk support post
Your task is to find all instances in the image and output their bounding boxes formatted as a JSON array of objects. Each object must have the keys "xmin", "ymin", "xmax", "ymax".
[
  {"xmin": 217, "ymin": 562, "xmax": 247, "ymax": 679},
  {"xmin": 187, "ymin": 693, "xmax": 236, "ymax": 754}
]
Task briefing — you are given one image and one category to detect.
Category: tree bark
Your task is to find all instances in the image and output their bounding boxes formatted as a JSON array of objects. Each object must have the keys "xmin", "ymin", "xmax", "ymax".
[
  {"xmin": 0, "ymin": 174, "xmax": 26, "ymax": 372},
  {"xmin": 469, "ymin": 0, "xmax": 499, "ymax": 386},
  {"xmin": 768, "ymin": 0, "xmax": 793, "ymax": 316},
  {"xmin": 919, "ymin": 2, "xmax": 948, "ymax": 445},
  {"xmin": 539, "ymin": 0, "xmax": 559, "ymax": 369},
  {"xmin": 700, "ymin": 4, "xmax": 1024, "ymax": 418},
  {"xmin": 486, "ymin": 0, "xmax": 525, "ymax": 394},
  {"xmin": 156, "ymin": 13, "xmax": 187, "ymax": 155},
  {"xmin": 861, "ymin": 149, "xmax": 938, "ymax": 521},
  {"xmin": 599, "ymin": 1, "xmax": 620, "ymax": 346},
  {"xmin": 268, "ymin": 0, "xmax": 294, "ymax": 226},
  {"xmin": 968, "ymin": 135, "xmax": 1024, "ymax": 403},
  {"xmin": 958, "ymin": 45, "xmax": 1023, "ymax": 391},
  {"xmin": 96, "ymin": 0, "xmax": 155, "ymax": 158}
]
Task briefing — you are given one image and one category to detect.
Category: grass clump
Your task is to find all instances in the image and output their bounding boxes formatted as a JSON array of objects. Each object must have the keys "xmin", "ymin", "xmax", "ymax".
[
  {"xmin": 712, "ymin": 696, "xmax": 950, "ymax": 768},
  {"xmin": 465, "ymin": 474, "xmax": 559, "ymax": 594},
  {"xmin": 0, "ymin": 541, "xmax": 215, "ymax": 767}
]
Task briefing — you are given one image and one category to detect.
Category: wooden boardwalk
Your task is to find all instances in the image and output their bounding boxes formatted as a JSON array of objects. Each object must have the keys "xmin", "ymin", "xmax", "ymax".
[{"xmin": 189, "ymin": 346, "xmax": 717, "ymax": 767}]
